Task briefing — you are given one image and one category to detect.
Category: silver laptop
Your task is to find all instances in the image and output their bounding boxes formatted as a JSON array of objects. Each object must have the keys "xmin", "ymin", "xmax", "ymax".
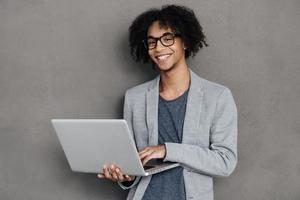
[{"xmin": 51, "ymin": 119, "xmax": 179, "ymax": 176}]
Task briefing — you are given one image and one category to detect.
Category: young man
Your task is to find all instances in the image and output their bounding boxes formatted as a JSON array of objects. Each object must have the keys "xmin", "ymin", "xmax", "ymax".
[{"xmin": 98, "ymin": 5, "xmax": 238, "ymax": 200}]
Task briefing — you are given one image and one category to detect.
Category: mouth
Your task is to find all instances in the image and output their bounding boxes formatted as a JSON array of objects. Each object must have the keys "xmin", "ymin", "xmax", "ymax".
[{"xmin": 155, "ymin": 53, "xmax": 172, "ymax": 62}]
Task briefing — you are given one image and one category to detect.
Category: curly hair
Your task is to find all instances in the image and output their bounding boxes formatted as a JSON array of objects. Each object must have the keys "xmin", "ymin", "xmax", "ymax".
[{"xmin": 129, "ymin": 4, "xmax": 208, "ymax": 63}]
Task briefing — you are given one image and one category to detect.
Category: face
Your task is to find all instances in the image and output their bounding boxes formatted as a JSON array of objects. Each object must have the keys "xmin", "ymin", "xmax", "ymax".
[{"xmin": 147, "ymin": 21, "xmax": 186, "ymax": 72}]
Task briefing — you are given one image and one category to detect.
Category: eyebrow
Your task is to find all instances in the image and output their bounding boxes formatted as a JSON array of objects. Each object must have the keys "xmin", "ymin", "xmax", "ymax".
[{"xmin": 147, "ymin": 32, "xmax": 173, "ymax": 39}]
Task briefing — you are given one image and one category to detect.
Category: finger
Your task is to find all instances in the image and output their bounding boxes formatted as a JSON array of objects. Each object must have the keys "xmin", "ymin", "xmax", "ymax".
[
  {"xmin": 125, "ymin": 175, "xmax": 134, "ymax": 182},
  {"xmin": 110, "ymin": 165, "xmax": 119, "ymax": 182},
  {"xmin": 116, "ymin": 168, "xmax": 134, "ymax": 182},
  {"xmin": 139, "ymin": 149, "xmax": 153, "ymax": 160},
  {"xmin": 138, "ymin": 147, "xmax": 150, "ymax": 155},
  {"xmin": 97, "ymin": 173, "xmax": 104, "ymax": 178},
  {"xmin": 103, "ymin": 165, "xmax": 112, "ymax": 179},
  {"xmin": 142, "ymin": 152, "xmax": 154, "ymax": 165},
  {"xmin": 97, "ymin": 166, "xmax": 105, "ymax": 179},
  {"xmin": 115, "ymin": 167, "xmax": 125, "ymax": 182}
]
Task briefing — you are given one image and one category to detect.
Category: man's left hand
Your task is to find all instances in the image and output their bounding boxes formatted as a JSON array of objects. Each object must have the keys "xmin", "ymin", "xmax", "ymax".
[{"xmin": 138, "ymin": 145, "xmax": 166, "ymax": 165}]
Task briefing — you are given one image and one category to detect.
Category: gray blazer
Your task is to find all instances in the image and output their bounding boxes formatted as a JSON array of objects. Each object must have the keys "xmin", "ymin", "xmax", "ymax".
[{"xmin": 120, "ymin": 69, "xmax": 238, "ymax": 200}]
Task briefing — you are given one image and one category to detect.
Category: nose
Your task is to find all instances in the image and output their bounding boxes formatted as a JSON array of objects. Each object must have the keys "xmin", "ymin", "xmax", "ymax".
[{"xmin": 154, "ymin": 40, "xmax": 165, "ymax": 51}]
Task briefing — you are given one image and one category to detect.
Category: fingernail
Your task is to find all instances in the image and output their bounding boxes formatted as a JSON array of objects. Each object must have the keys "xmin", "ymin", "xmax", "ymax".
[
  {"xmin": 97, "ymin": 174, "xmax": 104, "ymax": 178},
  {"xmin": 116, "ymin": 168, "xmax": 119, "ymax": 172},
  {"xmin": 103, "ymin": 165, "xmax": 107, "ymax": 169},
  {"xmin": 110, "ymin": 164, "xmax": 114, "ymax": 169}
]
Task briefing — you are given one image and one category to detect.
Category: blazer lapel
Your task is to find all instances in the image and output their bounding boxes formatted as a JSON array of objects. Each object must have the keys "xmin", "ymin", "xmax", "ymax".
[
  {"xmin": 145, "ymin": 69, "xmax": 203, "ymax": 146},
  {"xmin": 182, "ymin": 70, "xmax": 204, "ymax": 144},
  {"xmin": 146, "ymin": 75, "xmax": 160, "ymax": 146}
]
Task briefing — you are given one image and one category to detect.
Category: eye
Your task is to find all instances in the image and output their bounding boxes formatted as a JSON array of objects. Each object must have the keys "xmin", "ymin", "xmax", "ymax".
[
  {"xmin": 162, "ymin": 34, "xmax": 173, "ymax": 41},
  {"xmin": 147, "ymin": 39, "xmax": 156, "ymax": 45},
  {"xmin": 148, "ymin": 41, "xmax": 155, "ymax": 44}
]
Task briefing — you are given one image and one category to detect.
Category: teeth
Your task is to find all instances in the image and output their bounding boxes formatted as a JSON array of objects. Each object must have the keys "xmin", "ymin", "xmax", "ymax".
[{"xmin": 157, "ymin": 54, "xmax": 170, "ymax": 61}]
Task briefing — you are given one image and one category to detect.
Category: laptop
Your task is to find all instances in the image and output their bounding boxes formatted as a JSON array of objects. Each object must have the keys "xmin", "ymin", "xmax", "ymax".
[{"xmin": 51, "ymin": 119, "xmax": 179, "ymax": 176}]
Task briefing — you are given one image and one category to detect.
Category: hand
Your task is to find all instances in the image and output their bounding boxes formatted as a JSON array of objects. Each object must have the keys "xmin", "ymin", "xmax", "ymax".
[
  {"xmin": 97, "ymin": 164, "xmax": 135, "ymax": 182},
  {"xmin": 138, "ymin": 144, "xmax": 166, "ymax": 165}
]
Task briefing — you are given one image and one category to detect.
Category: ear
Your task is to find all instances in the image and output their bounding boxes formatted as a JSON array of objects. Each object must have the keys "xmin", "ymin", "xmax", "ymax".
[{"xmin": 183, "ymin": 43, "xmax": 187, "ymax": 50}]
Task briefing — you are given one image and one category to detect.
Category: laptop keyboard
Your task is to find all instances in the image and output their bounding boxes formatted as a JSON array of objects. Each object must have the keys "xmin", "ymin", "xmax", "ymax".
[{"xmin": 143, "ymin": 165, "xmax": 156, "ymax": 170}]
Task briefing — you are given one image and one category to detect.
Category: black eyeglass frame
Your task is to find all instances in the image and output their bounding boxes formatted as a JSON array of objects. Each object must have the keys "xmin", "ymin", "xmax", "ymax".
[{"xmin": 143, "ymin": 32, "xmax": 181, "ymax": 50}]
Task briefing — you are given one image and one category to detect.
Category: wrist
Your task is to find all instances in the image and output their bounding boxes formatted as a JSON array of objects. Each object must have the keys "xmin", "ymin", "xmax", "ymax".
[{"xmin": 162, "ymin": 144, "xmax": 166, "ymax": 159}]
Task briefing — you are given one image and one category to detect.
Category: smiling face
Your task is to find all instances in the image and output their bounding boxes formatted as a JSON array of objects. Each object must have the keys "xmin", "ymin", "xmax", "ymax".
[{"xmin": 147, "ymin": 21, "xmax": 187, "ymax": 72}]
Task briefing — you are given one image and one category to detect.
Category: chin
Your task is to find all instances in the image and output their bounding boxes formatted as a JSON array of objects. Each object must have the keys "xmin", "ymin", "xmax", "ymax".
[
  {"xmin": 157, "ymin": 63, "xmax": 176, "ymax": 72},
  {"xmin": 157, "ymin": 65, "xmax": 172, "ymax": 72}
]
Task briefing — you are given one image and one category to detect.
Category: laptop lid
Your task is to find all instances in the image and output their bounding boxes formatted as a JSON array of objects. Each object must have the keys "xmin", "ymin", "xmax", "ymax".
[{"xmin": 51, "ymin": 119, "xmax": 179, "ymax": 176}]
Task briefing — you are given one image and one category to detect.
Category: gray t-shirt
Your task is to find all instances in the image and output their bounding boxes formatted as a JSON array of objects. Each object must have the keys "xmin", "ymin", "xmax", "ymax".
[{"xmin": 142, "ymin": 88, "xmax": 189, "ymax": 200}]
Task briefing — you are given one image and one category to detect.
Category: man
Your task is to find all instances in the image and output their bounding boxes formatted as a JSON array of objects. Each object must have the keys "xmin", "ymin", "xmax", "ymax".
[{"xmin": 98, "ymin": 5, "xmax": 238, "ymax": 200}]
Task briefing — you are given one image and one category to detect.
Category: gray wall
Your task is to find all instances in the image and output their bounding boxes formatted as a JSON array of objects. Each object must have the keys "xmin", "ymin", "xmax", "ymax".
[{"xmin": 0, "ymin": 0, "xmax": 299, "ymax": 199}]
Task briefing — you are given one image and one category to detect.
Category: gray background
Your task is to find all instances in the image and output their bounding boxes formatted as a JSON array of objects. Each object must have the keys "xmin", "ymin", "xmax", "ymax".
[{"xmin": 0, "ymin": 0, "xmax": 299, "ymax": 199}]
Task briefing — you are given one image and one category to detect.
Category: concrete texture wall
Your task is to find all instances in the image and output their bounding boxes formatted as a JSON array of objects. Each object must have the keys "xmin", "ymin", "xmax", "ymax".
[{"xmin": 0, "ymin": 0, "xmax": 299, "ymax": 199}]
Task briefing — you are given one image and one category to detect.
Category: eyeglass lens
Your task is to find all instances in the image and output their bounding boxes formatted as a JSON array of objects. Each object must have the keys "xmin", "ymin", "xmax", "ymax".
[{"xmin": 146, "ymin": 33, "xmax": 175, "ymax": 49}]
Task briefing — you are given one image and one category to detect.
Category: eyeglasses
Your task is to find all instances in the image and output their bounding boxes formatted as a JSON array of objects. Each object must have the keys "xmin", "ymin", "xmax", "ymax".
[{"xmin": 143, "ymin": 32, "xmax": 181, "ymax": 50}]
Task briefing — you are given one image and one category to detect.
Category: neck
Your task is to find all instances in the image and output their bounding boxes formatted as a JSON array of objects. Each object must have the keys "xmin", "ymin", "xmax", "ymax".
[{"xmin": 159, "ymin": 62, "xmax": 190, "ymax": 94}]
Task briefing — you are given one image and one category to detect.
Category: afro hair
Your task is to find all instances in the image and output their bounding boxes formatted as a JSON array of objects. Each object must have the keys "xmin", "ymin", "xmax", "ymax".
[{"xmin": 129, "ymin": 4, "xmax": 208, "ymax": 63}]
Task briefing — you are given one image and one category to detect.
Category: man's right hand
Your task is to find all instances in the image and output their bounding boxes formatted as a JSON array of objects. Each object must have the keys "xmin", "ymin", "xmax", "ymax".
[{"xmin": 97, "ymin": 164, "xmax": 135, "ymax": 182}]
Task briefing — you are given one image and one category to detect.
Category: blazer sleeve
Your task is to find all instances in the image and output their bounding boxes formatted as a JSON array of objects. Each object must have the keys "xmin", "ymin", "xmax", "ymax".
[
  {"xmin": 118, "ymin": 90, "xmax": 142, "ymax": 190},
  {"xmin": 163, "ymin": 88, "xmax": 238, "ymax": 177}
]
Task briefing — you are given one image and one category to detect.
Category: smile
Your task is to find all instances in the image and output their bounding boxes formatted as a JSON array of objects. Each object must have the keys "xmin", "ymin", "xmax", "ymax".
[{"xmin": 155, "ymin": 54, "xmax": 172, "ymax": 62}]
